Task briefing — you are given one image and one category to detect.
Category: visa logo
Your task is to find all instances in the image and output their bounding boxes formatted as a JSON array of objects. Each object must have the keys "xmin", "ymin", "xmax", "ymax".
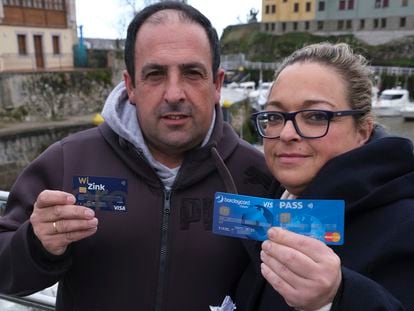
[
  {"xmin": 279, "ymin": 201, "xmax": 303, "ymax": 209},
  {"xmin": 263, "ymin": 201, "xmax": 273, "ymax": 208},
  {"xmin": 88, "ymin": 183, "xmax": 106, "ymax": 191},
  {"xmin": 114, "ymin": 205, "xmax": 126, "ymax": 211}
]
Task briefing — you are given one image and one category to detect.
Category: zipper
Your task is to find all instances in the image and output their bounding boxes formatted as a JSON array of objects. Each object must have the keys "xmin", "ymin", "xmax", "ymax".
[
  {"xmin": 132, "ymin": 148, "xmax": 175, "ymax": 310},
  {"xmin": 154, "ymin": 190, "xmax": 171, "ymax": 311}
]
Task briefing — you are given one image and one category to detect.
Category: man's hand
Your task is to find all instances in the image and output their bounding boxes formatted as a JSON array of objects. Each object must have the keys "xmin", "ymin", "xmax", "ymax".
[
  {"xmin": 260, "ymin": 227, "xmax": 341, "ymax": 311},
  {"xmin": 30, "ymin": 190, "xmax": 98, "ymax": 256}
]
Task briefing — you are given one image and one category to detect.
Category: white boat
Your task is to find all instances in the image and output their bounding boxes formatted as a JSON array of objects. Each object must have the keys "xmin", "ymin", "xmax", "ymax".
[
  {"xmin": 401, "ymin": 103, "xmax": 414, "ymax": 120},
  {"xmin": 248, "ymin": 82, "xmax": 272, "ymax": 111},
  {"xmin": 371, "ymin": 86, "xmax": 379, "ymax": 106},
  {"xmin": 372, "ymin": 88, "xmax": 410, "ymax": 117},
  {"xmin": 220, "ymin": 87, "xmax": 248, "ymax": 107},
  {"xmin": 226, "ymin": 81, "xmax": 256, "ymax": 95},
  {"xmin": 400, "ymin": 92, "xmax": 414, "ymax": 120}
]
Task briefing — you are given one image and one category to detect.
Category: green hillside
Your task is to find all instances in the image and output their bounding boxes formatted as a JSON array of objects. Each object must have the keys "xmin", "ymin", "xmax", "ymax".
[{"xmin": 220, "ymin": 23, "xmax": 414, "ymax": 67}]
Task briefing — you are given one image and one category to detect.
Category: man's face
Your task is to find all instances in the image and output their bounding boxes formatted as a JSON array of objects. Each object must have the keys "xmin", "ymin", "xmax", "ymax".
[{"xmin": 124, "ymin": 13, "xmax": 224, "ymax": 168}]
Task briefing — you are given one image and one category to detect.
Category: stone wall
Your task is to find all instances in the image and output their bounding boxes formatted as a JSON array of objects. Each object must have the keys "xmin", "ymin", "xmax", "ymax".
[
  {"xmin": 0, "ymin": 121, "xmax": 94, "ymax": 190},
  {"xmin": 0, "ymin": 69, "xmax": 113, "ymax": 122}
]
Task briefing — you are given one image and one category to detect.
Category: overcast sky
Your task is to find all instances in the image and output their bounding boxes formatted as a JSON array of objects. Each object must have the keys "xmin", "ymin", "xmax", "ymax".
[{"xmin": 75, "ymin": 0, "xmax": 262, "ymax": 39}]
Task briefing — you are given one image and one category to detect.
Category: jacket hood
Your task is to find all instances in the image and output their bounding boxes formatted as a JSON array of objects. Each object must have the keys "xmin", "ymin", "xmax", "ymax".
[
  {"xmin": 300, "ymin": 125, "xmax": 414, "ymax": 212},
  {"xmin": 99, "ymin": 82, "xmax": 241, "ymax": 191}
]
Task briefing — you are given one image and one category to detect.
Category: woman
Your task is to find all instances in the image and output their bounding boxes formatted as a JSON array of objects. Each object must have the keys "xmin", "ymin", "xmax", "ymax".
[{"xmin": 237, "ymin": 43, "xmax": 414, "ymax": 310}]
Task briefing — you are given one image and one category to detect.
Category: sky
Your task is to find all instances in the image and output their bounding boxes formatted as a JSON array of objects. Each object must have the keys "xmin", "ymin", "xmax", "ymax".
[{"xmin": 75, "ymin": 0, "xmax": 262, "ymax": 39}]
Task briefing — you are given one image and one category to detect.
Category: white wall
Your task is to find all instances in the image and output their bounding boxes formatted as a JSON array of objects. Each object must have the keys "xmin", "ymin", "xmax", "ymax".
[{"xmin": 0, "ymin": 26, "xmax": 75, "ymax": 71}]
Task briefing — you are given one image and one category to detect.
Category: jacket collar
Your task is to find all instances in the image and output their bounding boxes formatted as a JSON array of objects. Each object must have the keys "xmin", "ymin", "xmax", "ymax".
[{"xmin": 98, "ymin": 104, "xmax": 240, "ymax": 189}]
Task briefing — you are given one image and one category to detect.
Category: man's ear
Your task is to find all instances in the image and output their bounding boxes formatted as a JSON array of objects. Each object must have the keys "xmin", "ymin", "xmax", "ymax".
[
  {"xmin": 123, "ymin": 70, "xmax": 136, "ymax": 104},
  {"xmin": 214, "ymin": 68, "xmax": 225, "ymax": 104}
]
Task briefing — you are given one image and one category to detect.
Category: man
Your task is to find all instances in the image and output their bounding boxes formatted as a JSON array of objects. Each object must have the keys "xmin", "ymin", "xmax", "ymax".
[{"xmin": 0, "ymin": 2, "xmax": 271, "ymax": 310}]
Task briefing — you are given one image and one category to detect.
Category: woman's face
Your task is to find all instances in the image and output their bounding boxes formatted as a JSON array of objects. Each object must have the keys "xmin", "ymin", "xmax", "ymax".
[{"xmin": 264, "ymin": 62, "xmax": 372, "ymax": 195}]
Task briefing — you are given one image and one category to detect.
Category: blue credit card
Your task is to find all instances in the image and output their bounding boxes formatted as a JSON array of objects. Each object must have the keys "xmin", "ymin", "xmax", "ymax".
[
  {"xmin": 213, "ymin": 192, "xmax": 344, "ymax": 245},
  {"xmin": 72, "ymin": 176, "xmax": 128, "ymax": 212}
]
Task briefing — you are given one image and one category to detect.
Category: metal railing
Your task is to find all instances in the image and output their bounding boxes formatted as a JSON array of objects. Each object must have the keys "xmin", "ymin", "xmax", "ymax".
[
  {"xmin": 0, "ymin": 291, "xmax": 56, "ymax": 311},
  {"xmin": 0, "ymin": 190, "xmax": 57, "ymax": 310},
  {"xmin": 0, "ymin": 191, "xmax": 8, "ymax": 216},
  {"xmin": 371, "ymin": 66, "xmax": 414, "ymax": 76},
  {"xmin": 221, "ymin": 53, "xmax": 414, "ymax": 76}
]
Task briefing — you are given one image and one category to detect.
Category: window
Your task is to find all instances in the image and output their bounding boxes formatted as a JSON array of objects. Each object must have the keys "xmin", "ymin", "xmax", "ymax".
[
  {"xmin": 272, "ymin": 4, "xmax": 276, "ymax": 13},
  {"xmin": 271, "ymin": 23, "xmax": 275, "ymax": 31},
  {"xmin": 52, "ymin": 35, "xmax": 60, "ymax": 54},
  {"xmin": 374, "ymin": 18, "xmax": 379, "ymax": 28},
  {"xmin": 265, "ymin": 5, "xmax": 270, "ymax": 14},
  {"xmin": 54, "ymin": 0, "xmax": 64, "ymax": 10},
  {"xmin": 360, "ymin": 19, "xmax": 365, "ymax": 29},
  {"xmin": 265, "ymin": 23, "xmax": 269, "ymax": 31},
  {"xmin": 4, "ymin": 0, "xmax": 24, "ymax": 6},
  {"xmin": 402, "ymin": 0, "xmax": 408, "ymax": 6},
  {"xmin": 43, "ymin": 0, "xmax": 65, "ymax": 10},
  {"xmin": 293, "ymin": 22, "xmax": 298, "ymax": 30},
  {"xmin": 381, "ymin": 18, "xmax": 387, "ymax": 28},
  {"xmin": 283, "ymin": 0, "xmax": 288, "ymax": 2},
  {"xmin": 17, "ymin": 34, "xmax": 27, "ymax": 55},
  {"xmin": 338, "ymin": 20, "xmax": 344, "ymax": 30},
  {"xmin": 305, "ymin": 21, "xmax": 310, "ymax": 30},
  {"xmin": 348, "ymin": 0, "xmax": 354, "ymax": 9},
  {"xmin": 400, "ymin": 17, "xmax": 407, "ymax": 27},
  {"xmin": 339, "ymin": 0, "xmax": 346, "ymax": 10},
  {"xmin": 33, "ymin": 0, "xmax": 43, "ymax": 8},
  {"xmin": 318, "ymin": 1, "xmax": 325, "ymax": 11},
  {"xmin": 4, "ymin": 0, "xmax": 63, "ymax": 9},
  {"xmin": 306, "ymin": 2, "xmax": 311, "ymax": 11},
  {"xmin": 346, "ymin": 20, "xmax": 352, "ymax": 29},
  {"xmin": 282, "ymin": 22, "xmax": 287, "ymax": 31},
  {"xmin": 294, "ymin": 2, "xmax": 299, "ymax": 12},
  {"xmin": 21, "ymin": 0, "xmax": 34, "ymax": 7},
  {"xmin": 375, "ymin": 0, "xmax": 389, "ymax": 8},
  {"xmin": 317, "ymin": 20, "xmax": 324, "ymax": 30}
]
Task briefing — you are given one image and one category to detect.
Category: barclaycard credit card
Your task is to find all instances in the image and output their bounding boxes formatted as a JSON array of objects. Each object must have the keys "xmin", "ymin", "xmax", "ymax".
[
  {"xmin": 213, "ymin": 192, "xmax": 344, "ymax": 245},
  {"xmin": 73, "ymin": 176, "xmax": 128, "ymax": 212}
]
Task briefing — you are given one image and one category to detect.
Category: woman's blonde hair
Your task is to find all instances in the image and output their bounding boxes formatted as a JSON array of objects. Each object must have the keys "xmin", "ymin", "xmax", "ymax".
[{"xmin": 273, "ymin": 42, "xmax": 374, "ymax": 127}]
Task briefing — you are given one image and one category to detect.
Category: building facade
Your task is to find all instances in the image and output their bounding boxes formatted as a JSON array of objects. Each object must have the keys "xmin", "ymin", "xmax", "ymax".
[
  {"xmin": 261, "ymin": 0, "xmax": 414, "ymax": 44},
  {"xmin": 0, "ymin": 0, "xmax": 77, "ymax": 72}
]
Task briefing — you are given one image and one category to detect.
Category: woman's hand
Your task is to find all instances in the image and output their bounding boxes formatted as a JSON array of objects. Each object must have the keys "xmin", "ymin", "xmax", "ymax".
[{"xmin": 260, "ymin": 227, "xmax": 342, "ymax": 311}]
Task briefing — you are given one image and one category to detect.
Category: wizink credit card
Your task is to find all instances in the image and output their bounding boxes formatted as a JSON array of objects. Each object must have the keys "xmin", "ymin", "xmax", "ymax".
[
  {"xmin": 213, "ymin": 192, "xmax": 344, "ymax": 245},
  {"xmin": 73, "ymin": 176, "xmax": 128, "ymax": 212}
]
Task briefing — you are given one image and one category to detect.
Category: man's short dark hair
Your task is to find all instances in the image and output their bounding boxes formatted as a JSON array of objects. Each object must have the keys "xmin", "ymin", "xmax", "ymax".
[{"xmin": 124, "ymin": 1, "xmax": 221, "ymax": 85}]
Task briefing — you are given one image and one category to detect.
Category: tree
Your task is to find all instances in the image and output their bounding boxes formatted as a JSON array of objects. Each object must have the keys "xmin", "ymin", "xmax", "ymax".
[{"xmin": 117, "ymin": 0, "xmax": 187, "ymax": 37}]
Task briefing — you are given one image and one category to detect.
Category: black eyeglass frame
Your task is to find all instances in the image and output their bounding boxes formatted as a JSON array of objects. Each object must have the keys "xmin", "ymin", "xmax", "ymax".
[{"xmin": 250, "ymin": 109, "xmax": 365, "ymax": 139}]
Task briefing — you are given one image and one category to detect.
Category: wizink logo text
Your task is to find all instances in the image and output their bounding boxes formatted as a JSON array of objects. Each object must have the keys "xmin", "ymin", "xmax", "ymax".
[
  {"xmin": 88, "ymin": 183, "xmax": 105, "ymax": 191},
  {"xmin": 78, "ymin": 177, "xmax": 106, "ymax": 191}
]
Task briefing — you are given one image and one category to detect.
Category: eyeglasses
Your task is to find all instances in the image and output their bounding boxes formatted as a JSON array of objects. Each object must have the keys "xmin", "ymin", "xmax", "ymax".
[{"xmin": 251, "ymin": 109, "xmax": 365, "ymax": 139}]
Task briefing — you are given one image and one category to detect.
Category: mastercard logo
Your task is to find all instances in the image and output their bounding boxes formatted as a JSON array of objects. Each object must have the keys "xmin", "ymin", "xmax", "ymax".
[{"xmin": 324, "ymin": 232, "xmax": 341, "ymax": 243}]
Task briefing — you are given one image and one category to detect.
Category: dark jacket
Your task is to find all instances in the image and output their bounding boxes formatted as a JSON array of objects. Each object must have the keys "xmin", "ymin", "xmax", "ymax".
[
  {"xmin": 0, "ymin": 109, "xmax": 272, "ymax": 311},
  {"xmin": 236, "ymin": 126, "xmax": 414, "ymax": 311}
]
